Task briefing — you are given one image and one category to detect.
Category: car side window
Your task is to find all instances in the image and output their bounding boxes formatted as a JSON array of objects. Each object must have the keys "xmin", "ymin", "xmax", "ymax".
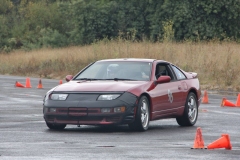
[
  {"xmin": 172, "ymin": 65, "xmax": 186, "ymax": 80},
  {"xmin": 155, "ymin": 64, "xmax": 174, "ymax": 80}
]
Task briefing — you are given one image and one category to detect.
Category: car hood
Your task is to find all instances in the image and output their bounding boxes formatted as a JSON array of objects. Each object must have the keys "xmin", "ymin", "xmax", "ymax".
[{"xmin": 53, "ymin": 80, "xmax": 150, "ymax": 93}]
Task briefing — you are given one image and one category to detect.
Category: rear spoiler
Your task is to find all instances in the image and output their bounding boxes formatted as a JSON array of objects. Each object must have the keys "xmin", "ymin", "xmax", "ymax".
[{"xmin": 188, "ymin": 72, "xmax": 198, "ymax": 78}]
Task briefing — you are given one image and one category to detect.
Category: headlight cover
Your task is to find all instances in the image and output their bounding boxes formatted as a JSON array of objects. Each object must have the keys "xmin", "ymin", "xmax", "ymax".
[
  {"xmin": 97, "ymin": 94, "xmax": 120, "ymax": 100},
  {"xmin": 50, "ymin": 94, "xmax": 68, "ymax": 101},
  {"xmin": 43, "ymin": 87, "xmax": 57, "ymax": 102}
]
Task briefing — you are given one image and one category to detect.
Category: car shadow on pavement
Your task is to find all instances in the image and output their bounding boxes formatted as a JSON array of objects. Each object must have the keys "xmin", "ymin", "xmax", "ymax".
[{"xmin": 45, "ymin": 124, "xmax": 196, "ymax": 133}]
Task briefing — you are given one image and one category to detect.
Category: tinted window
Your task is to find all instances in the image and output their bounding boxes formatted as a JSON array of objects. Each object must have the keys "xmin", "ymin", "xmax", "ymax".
[{"xmin": 172, "ymin": 65, "xmax": 186, "ymax": 80}]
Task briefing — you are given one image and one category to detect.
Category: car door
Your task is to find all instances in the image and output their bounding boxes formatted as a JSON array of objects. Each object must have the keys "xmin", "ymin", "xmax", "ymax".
[{"xmin": 149, "ymin": 62, "xmax": 184, "ymax": 119}]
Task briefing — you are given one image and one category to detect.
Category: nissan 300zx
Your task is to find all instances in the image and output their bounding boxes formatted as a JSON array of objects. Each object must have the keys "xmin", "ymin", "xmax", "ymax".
[{"xmin": 43, "ymin": 58, "xmax": 201, "ymax": 131}]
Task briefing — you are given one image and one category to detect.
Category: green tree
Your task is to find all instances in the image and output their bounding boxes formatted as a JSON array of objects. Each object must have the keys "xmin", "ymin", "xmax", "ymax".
[
  {"xmin": 160, "ymin": 0, "xmax": 240, "ymax": 41},
  {"xmin": 69, "ymin": 0, "xmax": 119, "ymax": 44}
]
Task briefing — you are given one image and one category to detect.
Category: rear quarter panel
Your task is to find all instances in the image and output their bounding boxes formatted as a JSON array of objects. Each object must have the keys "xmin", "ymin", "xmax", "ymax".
[
  {"xmin": 181, "ymin": 70, "xmax": 201, "ymax": 105},
  {"xmin": 185, "ymin": 78, "xmax": 201, "ymax": 106}
]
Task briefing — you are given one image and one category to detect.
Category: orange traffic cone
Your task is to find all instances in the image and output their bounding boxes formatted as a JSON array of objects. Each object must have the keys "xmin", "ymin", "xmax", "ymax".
[
  {"xmin": 201, "ymin": 90, "xmax": 209, "ymax": 104},
  {"xmin": 221, "ymin": 97, "xmax": 236, "ymax": 107},
  {"xmin": 59, "ymin": 80, "xmax": 63, "ymax": 85},
  {"xmin": 236, "ymin": 93, "xmax": 240, "ymax": 107},
  {"xmin": 25, "ymin": 77, "xmax": 32, "ymax": 88},
  {"xmin": 15, "ymin": 81, "xmax": 25, "ymax": 88},
  {"xmin": 220, "ymin": 97, "xmax": 226, "ymax": 107},
  {"xmin": 191, "ymin": 127, "xmax": 205, "ymax": 149},
  {"xmin": 207, "ymin": 134, "xmax": 232, "ymax": 150},
  {"xmin": 37, "ymin": 79, "xmax": 43, "ymax": 89}
]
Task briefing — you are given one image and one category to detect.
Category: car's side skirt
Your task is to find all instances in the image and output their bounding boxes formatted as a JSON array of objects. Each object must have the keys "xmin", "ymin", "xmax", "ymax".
[{"xmin": 150, "ymin": 106, "xmax": 185, "ymax": 120}]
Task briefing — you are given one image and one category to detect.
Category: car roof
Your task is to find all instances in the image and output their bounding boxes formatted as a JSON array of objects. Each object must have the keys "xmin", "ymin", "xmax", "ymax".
[{"xmin": 97, "ymin": 58, "xmax": 167, "ymax": 63}]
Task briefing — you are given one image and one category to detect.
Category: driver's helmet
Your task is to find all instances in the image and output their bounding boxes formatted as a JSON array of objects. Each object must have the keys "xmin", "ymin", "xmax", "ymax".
[{"xmin": 107, "ymin": 64, "xmax": 119, "ymax": 78}]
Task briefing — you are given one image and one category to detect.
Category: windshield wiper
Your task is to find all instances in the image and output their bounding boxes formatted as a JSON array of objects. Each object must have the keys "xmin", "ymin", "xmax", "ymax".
[
  {"xmin": 76, "ymin": 78, "xmax": 102, "ymax": 81},
  {"xmin": 76, "ymin": 78, "xmax": 136, "ymax": 81},
  {"xmin": 105, "ymin": 78, "xmax": 136, "ymax": 81}
]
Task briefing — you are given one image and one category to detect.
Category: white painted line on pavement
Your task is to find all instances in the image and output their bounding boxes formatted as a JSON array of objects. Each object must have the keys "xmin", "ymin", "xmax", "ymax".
[{"xmin": 208, "ymin": 110, "xmax": 240, "ymax": 116}]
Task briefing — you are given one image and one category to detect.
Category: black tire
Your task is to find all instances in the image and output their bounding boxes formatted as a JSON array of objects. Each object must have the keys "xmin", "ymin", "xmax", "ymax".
[
  {"xmin": 128, "ymin": 96, "xmax": 150, "ymax": 131},
  {"xmin": 176, "ymin": 92, "xmax": 198, "ymax": 126},
  {"xmin": 46, "ymin": 122, "xmax": 66, "ymax": 130}
]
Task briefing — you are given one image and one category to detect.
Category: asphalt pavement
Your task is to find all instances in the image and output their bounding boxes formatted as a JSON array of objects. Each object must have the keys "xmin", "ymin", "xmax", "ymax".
[{"xmin": 0, "ymin": 75, "xmax": 240, "ymax": 160}]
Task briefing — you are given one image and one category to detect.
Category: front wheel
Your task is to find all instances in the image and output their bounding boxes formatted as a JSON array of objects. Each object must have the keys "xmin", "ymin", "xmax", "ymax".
[
  {"xmin": 128, "ymin": 96, "xmax": 150, "ymax": 131},
  {"xmin": 176, "ymin": 92, "xmax": 198, "ymax": 126},
  {"xmin": 46, "ymin": 122, "xmax": 66, "ymax": 130}
]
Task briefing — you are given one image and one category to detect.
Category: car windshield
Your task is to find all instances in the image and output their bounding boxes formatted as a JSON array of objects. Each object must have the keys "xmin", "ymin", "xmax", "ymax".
[{"xmin": 74, "ymin": 61, "xmax": 152, "ymax": 81}]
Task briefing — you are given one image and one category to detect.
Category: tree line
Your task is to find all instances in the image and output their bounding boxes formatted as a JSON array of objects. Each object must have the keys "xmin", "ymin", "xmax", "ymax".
[{"xmin": 1, "ymin": 0, "xmax": 240, "ymax": 52}]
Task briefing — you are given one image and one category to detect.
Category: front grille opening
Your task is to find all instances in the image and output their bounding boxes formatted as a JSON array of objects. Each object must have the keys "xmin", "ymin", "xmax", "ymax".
[{"xmin": 68, "ymin": 108, "xmax": 87, "ymax": 116}]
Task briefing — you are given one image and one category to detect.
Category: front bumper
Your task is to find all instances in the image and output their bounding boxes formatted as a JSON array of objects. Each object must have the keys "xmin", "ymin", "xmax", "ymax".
[{"xmin": 43, "ymin": 92, "xmax": 138, "ymax": 125}]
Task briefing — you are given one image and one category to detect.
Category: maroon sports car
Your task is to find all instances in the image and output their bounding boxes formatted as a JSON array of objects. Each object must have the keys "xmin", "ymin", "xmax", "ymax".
[{"xmin": 43, "ymin": 58, "xmax": 201, "ymax": 131}]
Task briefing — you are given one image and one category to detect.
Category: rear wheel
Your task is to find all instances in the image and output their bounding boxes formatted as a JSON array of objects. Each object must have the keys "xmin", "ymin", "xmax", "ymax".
[
  {"xmin": 46, "ymin": 122, "xmax": 66, "ymax": 130},
  {"xmin": 128, "ymin": 96, "xmax": 150, "ymax": 131},
  {"xmin": 176, "ymin": 92, "xmax": 198, "ymax": 126}
]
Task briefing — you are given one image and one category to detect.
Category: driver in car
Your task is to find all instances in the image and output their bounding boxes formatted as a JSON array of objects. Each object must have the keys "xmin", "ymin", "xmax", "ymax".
[
  {"xmin": 141, "ymin": 65, "xmax": 150, "ymax": 79},
  {"xmin": 107, "ymin": 64, "xmax": 119, "ymax": 78}
]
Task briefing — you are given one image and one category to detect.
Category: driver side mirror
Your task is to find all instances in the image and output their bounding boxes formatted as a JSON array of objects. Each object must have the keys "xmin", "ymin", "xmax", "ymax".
[
  {"xmin": 156, "ymin": 76, "xmax": 171, "ymax": 84},
  {"xmin": 65, "ymin": 75, "xmax": 73, "ymax": 82}
]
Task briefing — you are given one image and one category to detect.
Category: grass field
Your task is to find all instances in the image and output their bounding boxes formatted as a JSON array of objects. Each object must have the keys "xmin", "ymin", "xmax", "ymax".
[{"xmin": 0, "ymin": 40, "xmax": 240, "ymax": 91}]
